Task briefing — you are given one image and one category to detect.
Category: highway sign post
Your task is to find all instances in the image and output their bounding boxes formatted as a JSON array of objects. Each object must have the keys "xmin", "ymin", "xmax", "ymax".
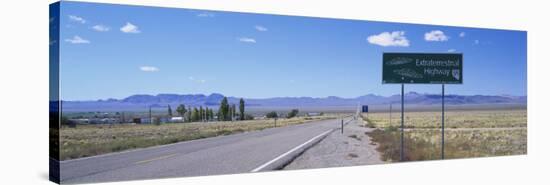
[
  {"xmin": 382, "ymin": 52, "xmax": 463, "ymax": 161},
  {"xmin": 341, "ymin": 119, "xmax": 344, "ymax": 134},
  {"xmin": 389, "ymin": 103, "xmax": 392, "ymax": 127}
]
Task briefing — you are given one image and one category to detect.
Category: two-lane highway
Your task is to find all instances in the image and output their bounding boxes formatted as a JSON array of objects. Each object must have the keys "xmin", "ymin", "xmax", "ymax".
[{"xmin": 60, "ymin": 117, "xmax": 351, "ymax": 184}]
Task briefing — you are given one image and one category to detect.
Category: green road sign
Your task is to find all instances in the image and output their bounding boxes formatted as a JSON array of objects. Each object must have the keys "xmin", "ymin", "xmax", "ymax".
[{"xmin": 382, "ymin": 53, "xmax": 463, "ymax": 84}]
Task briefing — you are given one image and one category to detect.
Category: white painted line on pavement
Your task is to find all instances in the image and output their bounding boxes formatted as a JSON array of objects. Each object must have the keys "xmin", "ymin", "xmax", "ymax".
[
  {"xmin": 134, "ymin": 154, "xmax": 177, "ymax": 165},
  {"xmin": 250, "ymin": 129, "xmax": 333, "ymax": 172}
]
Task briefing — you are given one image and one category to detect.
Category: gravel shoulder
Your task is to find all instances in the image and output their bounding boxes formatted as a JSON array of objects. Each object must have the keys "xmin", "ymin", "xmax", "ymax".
[{"xmin": 283, "ymin": 118, "xmax": 385, "ymax": 170}]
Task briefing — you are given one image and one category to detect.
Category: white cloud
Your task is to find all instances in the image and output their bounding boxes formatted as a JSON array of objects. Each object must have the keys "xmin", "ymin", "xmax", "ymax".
[
  {"xmin": 425, "ymin": 30, "xmax": 449, "ymax": 41},
  {"xmin": 447, "ymin": 49, "xmax": 457, "ymax": 52},
  {"xmin": 367, "ymin": 31, "xmax": 409, "ymax": 47},
  {"xmin": 65, "ymin": 35, "xmax": 90, "ymax": 44},
  {"xmin": 120, "ymin": 22, "xmax": 140, "ymax": 33},
  {"xmin": 474, "ymin": 39, "xmax": 480, "ymax": 44},
  {"xmin": 459, "ymin": 32, "xmax": 466, "ymax": 37},
  {"xmin": 197, "ymin": 12, "xmax": 215, "ymax": 17},
  {"xmin": 238, "ymin": 37, "xmax": 257, "ymax": 43},
  {"xmin": 92, "ymin": 25, "xmax": 110, "ymax": 32},
  {"xmin": 188, "ymin": 76, "xmax": 206, "ymax": 83},
  {"xmin": 139, "ymin": 66, "xmax": 159, "ymax": 72},
  {"xmin": 68, "ymin": 15, "xmax": 86, "ymax": 24},
  {"xmin": 255, "ymin": 25, "xmax": 268, "ymax": 32}
]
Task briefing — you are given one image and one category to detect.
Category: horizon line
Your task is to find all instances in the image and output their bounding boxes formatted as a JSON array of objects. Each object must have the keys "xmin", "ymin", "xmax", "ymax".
[{"xmin": 61, "ymin": 91, "xmax": 527, "ymax": 102}]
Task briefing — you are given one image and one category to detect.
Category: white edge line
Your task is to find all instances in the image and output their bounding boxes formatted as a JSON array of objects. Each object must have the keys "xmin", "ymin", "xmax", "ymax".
[{"xmin": 250, "ymin": 129, "xmax": 333, "ymax": 172}]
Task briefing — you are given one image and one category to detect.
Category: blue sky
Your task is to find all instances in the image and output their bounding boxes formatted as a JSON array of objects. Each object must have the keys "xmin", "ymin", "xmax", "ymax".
[{"xmin": 57, "ymin": 2, "xmax": 527, "ymax": 101}]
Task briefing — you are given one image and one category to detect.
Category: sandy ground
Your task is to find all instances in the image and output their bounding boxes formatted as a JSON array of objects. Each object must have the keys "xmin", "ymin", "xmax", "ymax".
[{"xmin": 284, "ymin": 118, "xmax": 385, "ymax": 170}]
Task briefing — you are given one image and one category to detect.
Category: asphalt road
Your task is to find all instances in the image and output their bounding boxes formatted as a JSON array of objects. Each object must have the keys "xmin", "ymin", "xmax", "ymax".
[{"xmin": 60, "ymin": 117, "xmax": 351, "ymax": 184}]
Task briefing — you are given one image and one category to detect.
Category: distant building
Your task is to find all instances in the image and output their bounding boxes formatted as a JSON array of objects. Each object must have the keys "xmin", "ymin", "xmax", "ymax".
[
  {"xmin": 306, "ymin": 112, "xmax": 321, "ymax": 116},
  {"xmin": 140, "ymin": 118, "xmax": 151, "ymax": 124},
  {"xmin": 171, "ymin": 117, "xmax": 183, "ymax": 122},
  {"xmin": 100, "ymin": 118, "xmax": 118, "ymax": 124},
  {"xmin": 138, "ymin": 117, "xmax": 170, "ymax": 124},
  {"xmin": 70, "ymin": 118, "xmax": 90, "ymax": 124},
  {"xmin": 80, "ymin": 118, "xmax": 119, "ymax": 124}
]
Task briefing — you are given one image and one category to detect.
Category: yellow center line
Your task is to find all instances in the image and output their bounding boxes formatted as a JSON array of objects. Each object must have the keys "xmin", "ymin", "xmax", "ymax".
[{"xmin": 134, "ymin": 154, "xmax": 177, "ymax": 165}]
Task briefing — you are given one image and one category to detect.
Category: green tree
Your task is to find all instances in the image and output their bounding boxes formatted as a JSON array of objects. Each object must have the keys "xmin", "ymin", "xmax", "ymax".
[
  {"xmin": 287, "ymin": 109, "xmax": 299, "ymax": 118},
  {"xmin": 199, "ymin": 106, "xmax": 204, "ymax": 121},
  {"xmin": 204, "ymin": 107, "xmax": 208, "ymax": 121},
  {"xmin": 231, "ymin": 104, "xmax": 236, "ymax": 121},
  {"xmin": 209, "ymin": 109, "xmax": 214, "ymax": 120},
  {"xmin": 185, "ymin": 111, "xmax": 192, "ymax": 122},
  {"xmin": 167, "ymin": 105, "xmax": 173, "ymax": 117},
  {"xmin": 153, "ymin": 116, "xmax": 161, "ymax": 125},
  {"xmin": 244, "ymin": 114, "xmax": 254, "ymax": 120},
  {"xmin": 191, "ymin": 107, "xmax": 199, "ymax": 122},
  {"xmin": 218, "ymin": 97, "xmax": 229, "ymax": 121},
  {"xmin": 176, "ymin": 104, "xmax": 187, "ymax": 118},
  {"xmin": 239, "ymin": 98, "xmax": 245, "ymax": 120},
  {"xmin": 266, "ymin": 111, "xmax": 278, "ymax": 119}
]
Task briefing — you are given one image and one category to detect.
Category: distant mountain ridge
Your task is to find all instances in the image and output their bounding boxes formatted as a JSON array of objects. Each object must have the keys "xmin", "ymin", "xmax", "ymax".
[{"xmin": 62, "ymin": 92, "xmax": 526, "ymax": 112}]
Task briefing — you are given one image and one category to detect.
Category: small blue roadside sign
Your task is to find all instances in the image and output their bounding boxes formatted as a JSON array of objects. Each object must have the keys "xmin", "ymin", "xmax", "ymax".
[{"xmin": 362, "ymin": 105, "xmax": 369, "ymax": 113}]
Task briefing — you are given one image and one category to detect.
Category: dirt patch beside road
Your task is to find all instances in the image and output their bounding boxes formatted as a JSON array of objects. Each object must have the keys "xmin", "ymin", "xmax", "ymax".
[{"xmin": 283, "ymin": 118, "xmax": 384, "ymax": 170}]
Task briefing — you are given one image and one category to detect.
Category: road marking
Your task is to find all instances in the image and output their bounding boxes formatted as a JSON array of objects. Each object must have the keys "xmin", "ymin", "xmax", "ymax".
[
  {"xmin": 250, "ymin": 129, "xmax": 333, "ymax": 172},
  {"xmin": 134, "ymin": 154, "xmax": 177, "ymax": 165}
]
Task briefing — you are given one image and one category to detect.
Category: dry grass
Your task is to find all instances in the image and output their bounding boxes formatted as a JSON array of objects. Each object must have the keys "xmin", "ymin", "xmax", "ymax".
[
  {"xmin": 363, "ymin": 109, "xmax": 527, "ymax": 162},
  {"xmin": 363, "ymin": 109, "xmax": 526, "ymax": 128},
  {"xmin": 60, "ymin": 115, "xmax": 336, "ymax": 160}
]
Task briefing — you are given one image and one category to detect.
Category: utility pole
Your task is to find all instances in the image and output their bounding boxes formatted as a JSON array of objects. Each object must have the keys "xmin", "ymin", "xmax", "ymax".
[
  {"xmin": 441, "ymin": 83, "xmax": 445, "ymax": 159},
  {"xmin": 149, "ymin": 106, "xmax": 152, "ymax": 124}
]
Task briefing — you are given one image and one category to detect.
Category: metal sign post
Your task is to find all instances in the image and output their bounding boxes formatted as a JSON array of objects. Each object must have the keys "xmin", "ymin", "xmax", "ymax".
[
  {"xmin": 400, "ymin": 83, "xmax": 404, "ymax": 162},
  {"xmin": 341, "ymin": 118, "xmax": 344, "ymax": 134},
  {"xmin": 389, "ymin": 103, "xmax": 392, "ymax": 126},
  {"xmin": 441, "ymin": 83, "xmax": 445, "ymax": 159}
]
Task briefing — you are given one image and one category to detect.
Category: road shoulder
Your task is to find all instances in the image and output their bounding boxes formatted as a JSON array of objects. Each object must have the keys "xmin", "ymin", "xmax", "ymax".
[{"xmin": 283, "ymin": 118, "xmax": 385, "ymax": 170}]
